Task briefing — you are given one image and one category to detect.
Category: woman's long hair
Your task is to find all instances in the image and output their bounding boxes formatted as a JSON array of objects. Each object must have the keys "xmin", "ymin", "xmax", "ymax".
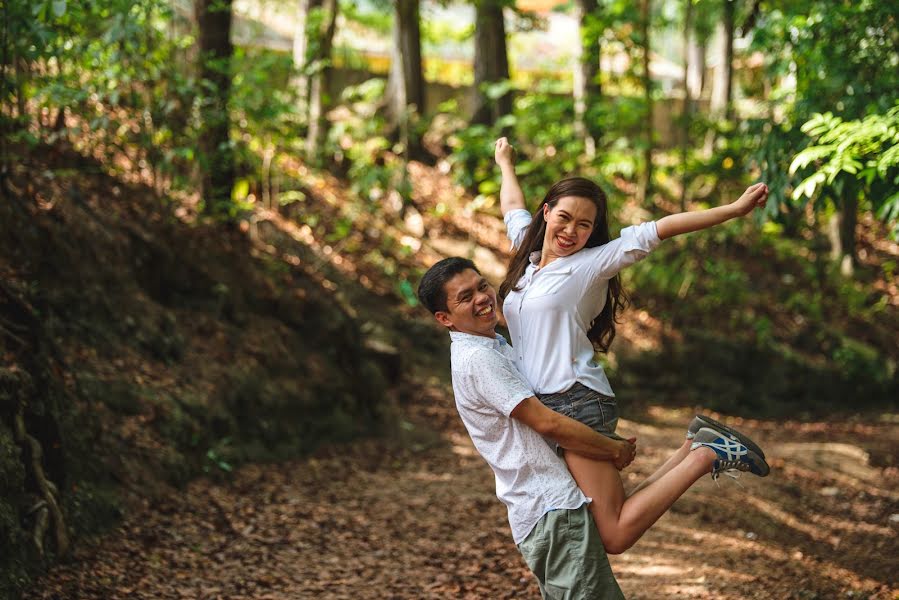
[{"xmin": 499, "ymin": 177, "xmax": 628, "ymax": 353}]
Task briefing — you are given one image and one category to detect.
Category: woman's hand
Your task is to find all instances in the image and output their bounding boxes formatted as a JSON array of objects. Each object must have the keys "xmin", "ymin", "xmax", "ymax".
[
  {"xmin": 495, "ymin": 137, "xmax": 515, "ymax": 168},
  {"xmin": 614, "ymin": 437, "xmax": 637, "ymax": 470},
  {"xmin": 729, "ymin": 182, "xmax": 770, "ymax": 217}
]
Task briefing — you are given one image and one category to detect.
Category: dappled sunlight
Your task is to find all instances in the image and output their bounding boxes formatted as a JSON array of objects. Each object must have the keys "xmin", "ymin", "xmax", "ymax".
[
  {"xmin": 630, "ymin": 520, "xmax": 893, "ymax": 596},
  {"xmin": 741, "ymin": 495, "xmax": 842, "ymax": 547},
  {"xmin": 775, "ymin": 442, "xmax": 885, "ymax": 486}
]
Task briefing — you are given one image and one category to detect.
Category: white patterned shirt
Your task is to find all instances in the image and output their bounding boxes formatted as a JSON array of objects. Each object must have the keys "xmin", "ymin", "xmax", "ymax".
[
  {"xmin": 449, "ymin": 330, "xmax": 588, "ymax": 544},
  {"xmin": 503, "ymin": 209, "xmax": 662, "ymax": 396}
]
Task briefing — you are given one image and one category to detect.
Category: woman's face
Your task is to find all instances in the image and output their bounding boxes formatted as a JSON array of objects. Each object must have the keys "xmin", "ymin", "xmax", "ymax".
[{"xmin": 542, "ymin": 196, "xmax": 597, "ymax": 258}]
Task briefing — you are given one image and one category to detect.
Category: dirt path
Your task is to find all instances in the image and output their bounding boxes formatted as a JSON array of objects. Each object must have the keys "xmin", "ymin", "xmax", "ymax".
[{"xmin": 26, "ymin": 372, "xmax": 898, "ymax": 600}]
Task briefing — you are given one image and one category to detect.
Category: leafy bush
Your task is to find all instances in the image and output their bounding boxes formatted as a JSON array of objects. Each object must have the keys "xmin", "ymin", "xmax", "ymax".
[{"xmin": 789, "ymin": 106, "xmax": 899, "ymax": 239}]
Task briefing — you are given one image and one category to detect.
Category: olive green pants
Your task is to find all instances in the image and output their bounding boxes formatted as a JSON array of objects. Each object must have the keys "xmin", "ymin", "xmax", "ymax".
[{"xmin": 518, "ymin": 505, "xmax": 625, "ymax": 600}]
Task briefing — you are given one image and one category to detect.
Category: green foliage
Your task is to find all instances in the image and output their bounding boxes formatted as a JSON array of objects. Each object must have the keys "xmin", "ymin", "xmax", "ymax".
[
  {"xmin": 789, "ymin": 106, "xmax": 899, "ymax": 238},
  {"xmin": 327, "ymin": 79, "xmax": 411, "ymax": 207},
  {"xmin": 6, "ymin": 0, "xmax": 203, "ymax": 193},
  {"xmin": 744, "ymin": 0, "xmax": 899, "ymax": 239}
]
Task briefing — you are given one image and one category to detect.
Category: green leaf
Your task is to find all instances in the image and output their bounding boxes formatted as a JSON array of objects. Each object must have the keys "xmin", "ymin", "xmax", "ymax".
[
  {"xmin": 231, "ymin": 179, "xmax": 250, "ymax": 201},
  {"xmin": 792, "ymin": 172, "xmax": 826, "ymax": 200},
  {"xmin": 52, "ymin": 0, "xmax": 66, "ymax": 17}
]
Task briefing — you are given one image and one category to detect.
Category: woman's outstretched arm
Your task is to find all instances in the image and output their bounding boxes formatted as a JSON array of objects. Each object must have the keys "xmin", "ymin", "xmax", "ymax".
[
  {"xmin": 655, "ymin": 182, "xmax": 769, "ymax": 240},
  {"xmin": 495, "ymin": 137, "xmax": 527, "ymax": 217}
]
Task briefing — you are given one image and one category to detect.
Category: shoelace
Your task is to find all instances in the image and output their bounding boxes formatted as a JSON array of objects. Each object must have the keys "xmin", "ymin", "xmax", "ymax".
[{"xmin": 711, "ymin": 459, "xmax": 748, "ymax": 488}]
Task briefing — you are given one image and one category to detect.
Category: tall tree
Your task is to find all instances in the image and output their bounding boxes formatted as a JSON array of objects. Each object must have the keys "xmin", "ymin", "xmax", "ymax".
[
  {"xmin": 471, "ymin": 0, "xmax": 511, "ymax": 127},
  {"xmin": 703, "ymin": 0, "xmax": 735, "ymax": 156},
  {"xmin": 292, "ymin": 0, "xmax": 318, "ymax": 111},
  {"xmin": 384, "ymin": 0, "xmax": 425, "ymax": 156},
  {"xmin": 573, "ymin": 0, "xmax": 602, "ymax": 158},
  {"xmin": 637, "ymin": 0, "xmax": 653, "ymax": 205},
  {"xmin": 711, "ymin": 0, "xmax": 735, "ymax": 120},
  {"xmin": 195, "ymin": 0, "xmax": 235, "ymax": 217},
  {"xmin": 678, "ymin": 0, "xmax": 695, "ymax": 210},
  {"xmin": 304, "ymin": 0, "xmax": 338, "ymax": 164}
]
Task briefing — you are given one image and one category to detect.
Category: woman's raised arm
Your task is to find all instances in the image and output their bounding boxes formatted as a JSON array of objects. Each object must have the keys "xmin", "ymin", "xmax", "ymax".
[
  {"xmin": 655, "ymin": 182, "xmax": 769, "ymax": 240},
  {"xmin": 495, "ymin": 137, "xmax": 527, "ymax": 217}
]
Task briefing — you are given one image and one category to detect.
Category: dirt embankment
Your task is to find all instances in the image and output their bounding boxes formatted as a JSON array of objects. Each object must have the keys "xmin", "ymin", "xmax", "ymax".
[{"xmin": 0, "ymin": 145, "xmax": 399, "ymax": 598}]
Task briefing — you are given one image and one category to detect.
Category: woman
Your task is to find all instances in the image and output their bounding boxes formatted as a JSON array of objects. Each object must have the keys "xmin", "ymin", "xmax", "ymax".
[{"xmin": 494, "ymin": 137, "xmax": 770, "ymax": 554}]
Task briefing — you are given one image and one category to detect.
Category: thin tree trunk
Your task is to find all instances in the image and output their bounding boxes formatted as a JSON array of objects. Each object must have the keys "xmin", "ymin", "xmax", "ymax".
[
  {"xmin": 573, "ymin": 0, "xmax": 601, "ymax": 158},
  {"xmin": 384, "ymin": 0, "xmax": 425, "ymax": 156},
  {"xmin": 1, "ymin": 0, "xmax": 11, "ymax": 192},
  {"xmin": 703, "ymin": 0, "xmax": 734, "ymax": 156},
  {"xmin": 679, "ymin": 0, "xmax": 694, "ymax": 210},
  {"xmin": 637, "ymin": 0, "xmax": 653, "ymax": 206},
  {"xmin": 829, "ymin": 194, "xmax": 858, "ymax": 277},
  {"xmin": 292, "ymin": 0, "xmax": 320, "ymax": 112},
  {"xmin": 689, "ymin": 39, "xmax": 704, "ymax": 101},
  {"xmin": 471, "ymin": 0, "xmax": 511, "ymax": 127},
  {"xmin": 305, "ymin": 0, "xmax": 338, "ymax": 164},
  {"xmin": 195, "ymin": 0, "xmax": 235, "ymax": 217}
]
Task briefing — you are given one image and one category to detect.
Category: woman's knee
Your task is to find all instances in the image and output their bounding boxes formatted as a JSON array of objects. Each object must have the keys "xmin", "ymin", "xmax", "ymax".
[{"xmin": 601, "ymin": 535, "xmax": 634, "ymax": 555}]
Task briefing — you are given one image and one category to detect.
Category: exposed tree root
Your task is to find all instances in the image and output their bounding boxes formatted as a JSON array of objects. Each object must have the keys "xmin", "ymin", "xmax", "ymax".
[
  {"xmin": 1, "ymin": 277, "xmax": 71, "ymax": 558},
  {"xmin": 14, "ymin": 406, "xmax": 69, "ymax": 557}
]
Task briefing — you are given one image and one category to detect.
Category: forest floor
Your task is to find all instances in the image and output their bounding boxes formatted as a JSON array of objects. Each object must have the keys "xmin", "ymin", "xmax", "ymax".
[
  {"xmin": 24, "ymin": 376, "xmax": 899, "ymax": 599},
  {"xmin": 20, "ymin": 156, "xmax": 899, "ymax": 600}
]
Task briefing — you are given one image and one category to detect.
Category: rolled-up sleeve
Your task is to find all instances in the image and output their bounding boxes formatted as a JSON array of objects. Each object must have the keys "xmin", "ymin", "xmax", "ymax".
[
  {"xmin": 504, "ymin": 209, "xmax": 533, "ymax": 251},
  {"xmin": 582, "ymin": 221, "xmax": 662, "ymax": 281}
]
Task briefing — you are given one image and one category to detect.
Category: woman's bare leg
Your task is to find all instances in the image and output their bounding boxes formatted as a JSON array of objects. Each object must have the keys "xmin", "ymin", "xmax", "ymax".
[
  {"xmin": 565, "ymin": 446, "xmax": 716, "ymax": 554},
  {"xmin": 628, "ymin": 438, "xmax": 692, "ymax": 496}
]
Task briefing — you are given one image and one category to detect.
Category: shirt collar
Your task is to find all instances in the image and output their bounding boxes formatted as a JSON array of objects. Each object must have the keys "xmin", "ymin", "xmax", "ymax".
[{"xmin": 449, "ymin": 330, "xmax": 507, "ymax": 350}]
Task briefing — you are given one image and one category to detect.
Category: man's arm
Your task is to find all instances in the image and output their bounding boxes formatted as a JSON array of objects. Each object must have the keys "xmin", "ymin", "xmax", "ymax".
[
  {"xmin": 510, "ymin": 397, "xmax": 636, "ymax": 469},
  {"xmin": 655, "ymin": 182, "xmax": 769, "ymax": 240},
  {"xmin": 495, "ymin": 137, "xmax": 527, "ymax": 217}
]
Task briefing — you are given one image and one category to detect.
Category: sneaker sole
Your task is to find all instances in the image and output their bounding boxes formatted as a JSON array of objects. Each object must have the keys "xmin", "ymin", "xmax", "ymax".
[
  {"xmin": 746, "ymin": 448, "xmax": 771, "ymax": 477},
  {"xmin": 690, "ymin": 414, "xmax": 766, "ymax": 459}
]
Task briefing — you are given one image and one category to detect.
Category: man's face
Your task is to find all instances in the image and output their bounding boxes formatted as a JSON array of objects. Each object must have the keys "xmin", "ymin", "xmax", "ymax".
[{"xmin": 435, "ymin": 269, "xmax": 498, "ymax": 337}]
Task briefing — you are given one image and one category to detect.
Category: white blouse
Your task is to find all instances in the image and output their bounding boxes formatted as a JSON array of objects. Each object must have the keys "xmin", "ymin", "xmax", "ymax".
[{"xmin": 503, "ymin": 209, "xmax": 661, "ymax": 396}]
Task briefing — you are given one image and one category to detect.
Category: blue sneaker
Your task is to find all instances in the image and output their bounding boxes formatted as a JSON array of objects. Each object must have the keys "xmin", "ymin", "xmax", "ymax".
[
  {"xmin": 686, "ymin": 414, "xmax": 766, "ymax": 459},
  {"xmin": 690, "ymin": 427, "xmax": 770, "ymax": 480}
]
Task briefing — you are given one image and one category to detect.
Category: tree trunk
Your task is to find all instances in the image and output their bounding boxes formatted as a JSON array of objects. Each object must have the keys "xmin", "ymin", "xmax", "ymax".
[
  {"xmin": 292, "ymin": 0, "xmax": 321, "ymax": 112},
  {"xmin": 573, "ymin": 0, "xmax": 601, "ymax": 158},
  {"xmin": 679, "ymin": 0, "xmax": 694, "ymax": 210},
  {"xmin": 304, "ymin": 0, "xmax": 338, "ymax": 164},
  {"xmin": 195, "ymin": 0, "xmax": 235, "ymax": 217},
  {"xmin": 471, "ymin": 0, "xmax": 511, "ymax": 127},
  {"xmin": 384, "ymin": 0, "xmax": 425, "ymax": 156},
  {"xmin": 703, "ymin": 0, "xmax": 734, "ymax": 156},
  {"xmin": 689, "ymin": 39, "xmax": 704, "ymax": 101},
  {"xmin": 829, "ymin": 194, "xmax": 858, "ymax": 277},
  {"xmin": 637, "ymin": 0, "xmax": 653, "ymax": 206}
]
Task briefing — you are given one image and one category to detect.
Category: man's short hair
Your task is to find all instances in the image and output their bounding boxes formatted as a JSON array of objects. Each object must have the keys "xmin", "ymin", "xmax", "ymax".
[{"xmin": 418, "ymin": 257, "xmax": 480, "ymax": 314}]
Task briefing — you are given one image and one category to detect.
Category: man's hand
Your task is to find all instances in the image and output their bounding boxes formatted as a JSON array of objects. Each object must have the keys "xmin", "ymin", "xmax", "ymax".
[
  {"xmin": 613, "ymin": 437, "xmax": 637, "ymax": 470},
  {"xmin": 495, "ymin": 137, "xmax": 515, "ymax": 168},
  {"xmin": 511, "ymin": 396, "xmax": 625, "ymax": 461},
  {"xmin": 729, "ymin": 182, "xmax": 769, "ymax": 217}
]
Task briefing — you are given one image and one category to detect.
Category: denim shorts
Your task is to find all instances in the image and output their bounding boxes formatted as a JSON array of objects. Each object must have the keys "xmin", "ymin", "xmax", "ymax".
[{"xmin": 537, "ymin": 383, "xmax": 624, "ymax": 454}]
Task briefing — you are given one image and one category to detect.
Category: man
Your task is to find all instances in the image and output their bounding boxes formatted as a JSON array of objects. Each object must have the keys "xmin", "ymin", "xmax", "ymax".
[{"xmin": 418, "ymin": 257, "xmax": 635, "ymax": 599}]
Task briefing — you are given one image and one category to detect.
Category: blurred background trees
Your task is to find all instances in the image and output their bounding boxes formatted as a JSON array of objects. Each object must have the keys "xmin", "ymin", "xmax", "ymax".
[
  {"xmin": 2, "ymin": 0, "xmax": 896, "ymax": 401},
  {"xmin": 5, "ymin": 0, "xmax": 895, "ymax": 245}
]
